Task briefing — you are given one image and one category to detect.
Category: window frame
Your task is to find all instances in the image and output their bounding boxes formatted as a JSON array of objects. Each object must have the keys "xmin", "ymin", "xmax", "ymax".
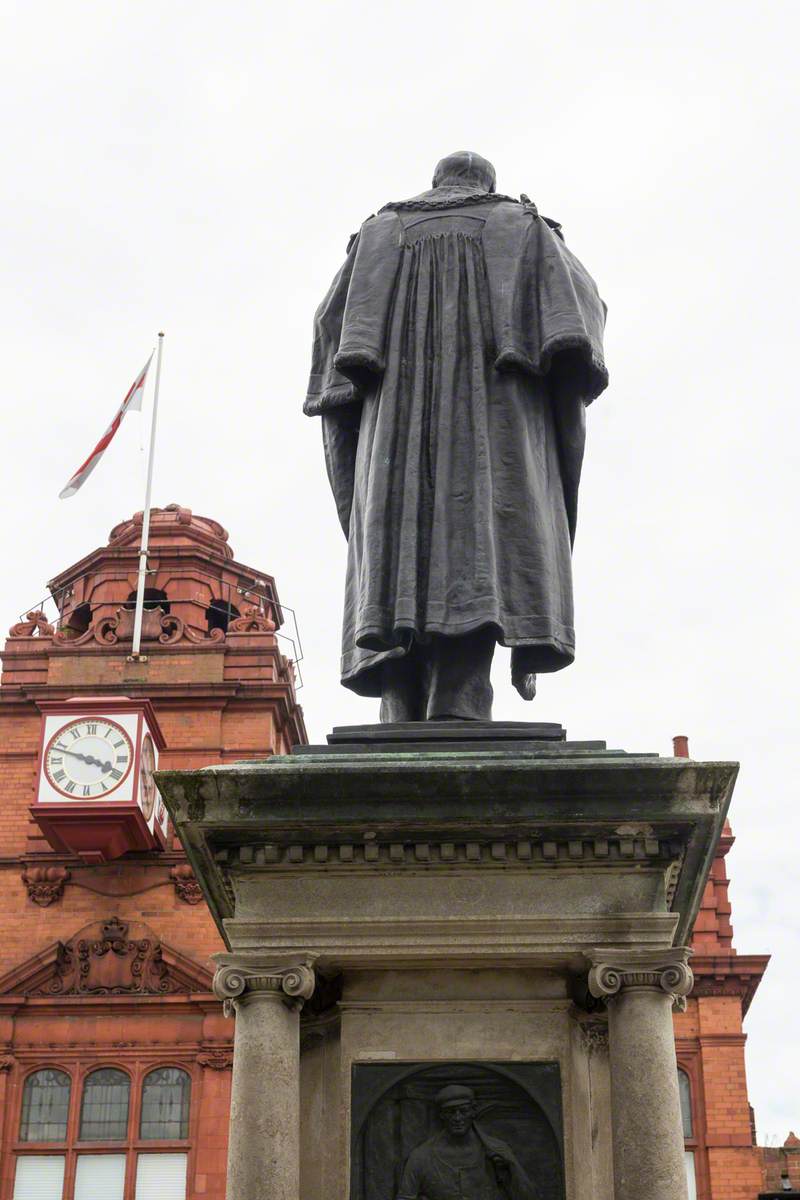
[
  {"xmin": 18, "ymin": 1067, "xmax": 73, "ymax": 1144},
  {"xmin": 78, "ymin": 1066, "xmax": 132, "ymax": 1144},
  {"xmin": 676, "ymin": 1055, "xmax": 710, "ymax": 1200},
  {"xmin": 11, "ymin": 1059, "xmax": 196, "ymax": 1200},
  {"xmin": 138, "ymin": 1067, "xmax": 191, "ymax": 1142}
]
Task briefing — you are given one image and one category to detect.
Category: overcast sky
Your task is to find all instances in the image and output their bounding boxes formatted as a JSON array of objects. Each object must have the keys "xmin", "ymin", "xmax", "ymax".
[{"xmin": 2, "ymin": 0, "xmax": 798, "ymax": 1141}]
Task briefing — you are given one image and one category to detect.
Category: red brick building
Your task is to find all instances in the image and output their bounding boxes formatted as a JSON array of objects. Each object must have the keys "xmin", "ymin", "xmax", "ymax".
[
  {"xmin": 0, "ymin": 504, "xmax": 779, "ymax": 1200},
  {"xmin": 675, "ymin": 817, "xmax": 770, "ymax": 1198},
  {"xmin": 0, "ymin": 506, "xmax": 305, "ymax": 1200}
]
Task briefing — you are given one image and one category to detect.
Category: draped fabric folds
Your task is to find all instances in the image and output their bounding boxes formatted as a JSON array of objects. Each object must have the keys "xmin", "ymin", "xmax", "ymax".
[{"xmin": 305, "ymin": 189, "xmax": 607, "ymax": 698}]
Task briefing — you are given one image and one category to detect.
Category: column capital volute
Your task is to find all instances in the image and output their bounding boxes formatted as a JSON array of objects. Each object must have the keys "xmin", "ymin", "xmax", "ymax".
[
  {"xmin": 212, "ymin": 955, "xmax": 317, "ymax": 1017},
  {"xmin": 587, "ymin": 946, "xmax": 694, "ymax": 1011}
]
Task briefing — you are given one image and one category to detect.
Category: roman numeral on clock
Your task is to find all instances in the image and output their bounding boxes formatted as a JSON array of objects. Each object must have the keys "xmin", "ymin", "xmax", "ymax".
[
  {"xmin": 109, "ymin": 768, "xmax": 123, "ymax": 781},
  {"xmin": 64, "ymin": 781, "xmax": 76, "ymax": 793}
]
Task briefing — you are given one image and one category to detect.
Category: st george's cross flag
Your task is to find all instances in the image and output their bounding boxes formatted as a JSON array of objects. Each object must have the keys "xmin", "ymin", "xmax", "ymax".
[{"xmin": 59, "ymin": 353, "xmax": 153, "ymax": 499}]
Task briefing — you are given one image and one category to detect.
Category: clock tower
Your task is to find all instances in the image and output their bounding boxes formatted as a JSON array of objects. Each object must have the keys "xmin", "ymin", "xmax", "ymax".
[{"xmin": 0, "ymin": 505, "xmax": 306, "ymax": 1200}]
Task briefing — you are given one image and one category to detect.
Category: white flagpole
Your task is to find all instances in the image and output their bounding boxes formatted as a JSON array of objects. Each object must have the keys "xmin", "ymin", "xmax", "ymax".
[{"xmin": 131, "ymin": 332, "xmax": 164, "ymax": 658}]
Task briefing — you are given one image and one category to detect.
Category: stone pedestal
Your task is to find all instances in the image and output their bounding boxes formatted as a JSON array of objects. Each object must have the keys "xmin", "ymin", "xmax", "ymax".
[{"xmin": 158, "ymin": 726, "xmax": 736, "ymax": 1200}]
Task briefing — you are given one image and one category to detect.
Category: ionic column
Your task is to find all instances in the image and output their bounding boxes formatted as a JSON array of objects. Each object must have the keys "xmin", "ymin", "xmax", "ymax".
[
  {"xmin": 588, "ymin": 947, "xmax": 693, "ymax": 1200},
  {"xmin": 213, "ymin": 956, "xmax": 316, "ymax": 1200}
]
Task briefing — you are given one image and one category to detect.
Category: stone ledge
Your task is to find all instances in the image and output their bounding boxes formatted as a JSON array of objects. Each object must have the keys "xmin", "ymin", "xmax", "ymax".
[
  {"xmin": 222, "ymin": 912, "xmax": 680, "ymax": 971},
  {"xmin": 157, "ymin": 749, "xmax": 737, "ymax": 951}
]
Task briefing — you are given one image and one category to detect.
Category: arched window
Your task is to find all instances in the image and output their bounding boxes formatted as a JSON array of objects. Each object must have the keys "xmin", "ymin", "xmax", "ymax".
[
  {"xmin": 678, "ymin": 1068, "xmax": 693, "ymax": 1138},
  {"xmin": 140, "ymin": 1068, "xmax": 191, "ymax": 1140},
  {"xmin": 206, "ymin": 597, "xmax": 240, "ymax": 633},
  {"xmin": 79, "ymin": 1068, "xmax": 130, "ymax": 1141},
  {"xmin": 63, "ymin": 602, "xmax": 92, "ymax": 636},
  {"xmin": 13, "ymin": 1063, "xmax": 193, "ymax": 1200},
  {"xmin": 124, "ymin": 588, "xmax": 170, "ymax": 615},
  {"xmin": 19, "ymin": 1069, "xmax": 71, "ymax": 1142}
]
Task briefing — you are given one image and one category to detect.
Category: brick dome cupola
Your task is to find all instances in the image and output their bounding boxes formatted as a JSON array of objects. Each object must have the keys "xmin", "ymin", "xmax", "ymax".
[{"xmin": 44, "ymin": 503, "xmax": 282, "ymax": 647}]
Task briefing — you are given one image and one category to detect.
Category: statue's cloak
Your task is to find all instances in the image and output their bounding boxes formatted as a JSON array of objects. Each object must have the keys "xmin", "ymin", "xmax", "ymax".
[{"xmin": 305, "ymin": 188, "xmax": 607, "ymax": 696}]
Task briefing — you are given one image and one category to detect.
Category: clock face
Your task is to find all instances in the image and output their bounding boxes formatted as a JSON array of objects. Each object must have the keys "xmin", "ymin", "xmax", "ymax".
[
  {"xmin": 140, "ymin": 733, "xmax": 157, "ymax": 819},
  {"xmin": 43, "ymin": 718, "xmax": 134, "ymax": 799}
]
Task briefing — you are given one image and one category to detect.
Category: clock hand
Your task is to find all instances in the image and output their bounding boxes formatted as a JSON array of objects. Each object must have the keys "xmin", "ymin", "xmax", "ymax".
[{"xmin": 57, "ymin": 748, "xmax": 114, "ymax": 772}]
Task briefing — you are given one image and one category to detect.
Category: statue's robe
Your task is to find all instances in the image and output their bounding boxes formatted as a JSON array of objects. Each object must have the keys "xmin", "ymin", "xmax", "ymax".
[{"xmin": 305, "ymin": 185, "xmax": 607, "ymax": 697}]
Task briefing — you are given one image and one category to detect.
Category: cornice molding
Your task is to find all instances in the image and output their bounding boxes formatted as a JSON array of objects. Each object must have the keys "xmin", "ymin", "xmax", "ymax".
[{"xmin": 690, "ymin": 954, "xmax": 769, "ymax": 1014}]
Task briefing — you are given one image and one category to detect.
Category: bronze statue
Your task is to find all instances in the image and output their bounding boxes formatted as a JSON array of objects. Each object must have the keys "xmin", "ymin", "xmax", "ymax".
[
  {"xmin": 305, "ymin": 152, "xmax": 607, "ymax": 721},
  {"xmin": 396, "ymin": 1084, "xmax": 536, "ymax": 1199}
]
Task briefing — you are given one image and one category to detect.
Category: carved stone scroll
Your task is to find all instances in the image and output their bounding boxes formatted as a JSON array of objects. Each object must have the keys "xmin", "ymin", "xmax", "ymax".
[
  {"xmin": 213, "ymin": 958, "xmax": 316, "ymax": 1017},
  {"xmin": 33, "ymin": 916, "xmax": 182, "ymax": 996},
  {"xmin": 9, "ymin": 611, "xmax": 54, "ymax": 638},
  {"xmin": 588, "ymin": 947, "xmax": 694, "ymax": 1012},
  {"xmin": 228, "ymin": 604, "xmax": 276, "ymax": 633}
]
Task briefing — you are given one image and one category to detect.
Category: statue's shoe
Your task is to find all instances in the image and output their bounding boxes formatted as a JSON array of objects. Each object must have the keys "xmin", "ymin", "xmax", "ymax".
[{"xmin": 512, "ymin": 671, "xmax": 537, "ymax": 702}]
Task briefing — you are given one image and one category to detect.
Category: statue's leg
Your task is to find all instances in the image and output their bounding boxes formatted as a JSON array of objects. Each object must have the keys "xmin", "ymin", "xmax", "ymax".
[
  {"xmin": 424, "ymin": 628, "xmax": 495, "ymax": 721},
  {"xmin": 379, "ymin": 644, "xmax": 424, "ymax": 722}
]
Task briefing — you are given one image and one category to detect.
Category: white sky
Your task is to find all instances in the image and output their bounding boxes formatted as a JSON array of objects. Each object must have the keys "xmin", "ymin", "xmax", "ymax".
[{"xmin": 1, "ymin": 0, "xmax": 798, "ymax": 1141}]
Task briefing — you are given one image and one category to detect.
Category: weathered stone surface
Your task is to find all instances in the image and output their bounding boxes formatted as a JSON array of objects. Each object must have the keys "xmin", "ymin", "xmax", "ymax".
[
  {"xmin": 158, "ymin": 747, "xmax": 737, "ymax": 952},
  {"xmin": 157, "ymin": 742, "xmax": 735, "ymax": 1200}
]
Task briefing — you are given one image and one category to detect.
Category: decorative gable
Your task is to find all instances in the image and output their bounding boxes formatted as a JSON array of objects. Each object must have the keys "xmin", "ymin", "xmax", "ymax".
[{"xmin": 0, "ymin": 916, "xmax": 213, "ymax": 998}]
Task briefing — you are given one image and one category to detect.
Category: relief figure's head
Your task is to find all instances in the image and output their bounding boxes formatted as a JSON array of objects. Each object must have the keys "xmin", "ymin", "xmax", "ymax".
[
  {"xmin": 435, "ymin": 1084, "xmax": 478, "ymax": 1138},
  {"xmin": 432, "ymin": 151, "xmax": 496, "ymax": 193}
]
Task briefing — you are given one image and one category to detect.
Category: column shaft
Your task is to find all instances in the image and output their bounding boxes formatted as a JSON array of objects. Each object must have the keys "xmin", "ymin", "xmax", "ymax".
[
  {"xmin": 606, "ymin": 987, "xmax": 688, "ymax": 1200},
  {"xmin": 227, "ymin": 992, "xmax": 300, "ymax": 1200}
]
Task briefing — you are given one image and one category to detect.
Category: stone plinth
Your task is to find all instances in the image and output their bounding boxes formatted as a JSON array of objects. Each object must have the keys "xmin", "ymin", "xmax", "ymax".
[{"xmin": 158, "ymin": 729, "xmax": 737, "ymax": 1200}]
